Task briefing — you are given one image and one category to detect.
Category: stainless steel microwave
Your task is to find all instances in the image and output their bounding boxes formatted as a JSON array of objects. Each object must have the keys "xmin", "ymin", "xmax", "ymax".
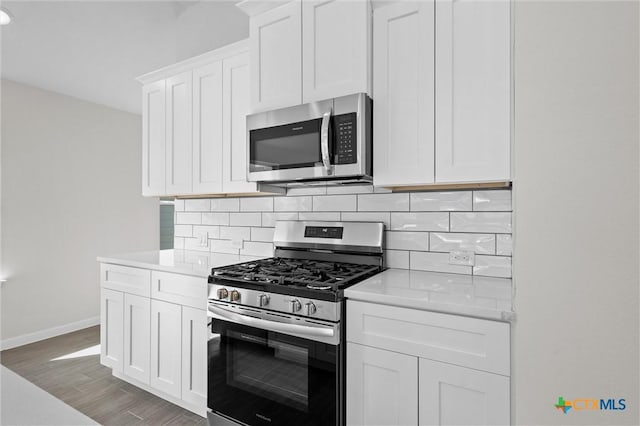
[{"xmin": 246, "ymin": 93, "xmax": 372, "ymax": 185}]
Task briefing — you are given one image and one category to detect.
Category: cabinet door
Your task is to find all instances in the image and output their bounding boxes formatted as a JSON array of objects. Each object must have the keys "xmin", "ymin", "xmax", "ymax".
[
  {"xmin": 435, "ymin": 0, "xmax": 511, "ymax": 183},
  {"xmin": 181, "ymin": 307, "xmax": 207, "ymax": 407},
  {"xmin": 249, "ymin": 1, "xmax": 302, "ymax": 112},
  {"xmin": 142, "ymin": 81, "xmax": 166, "ymax": 196},
  {"xmin": 100, "ymin": 288, "xmax": 124, "ymax": 373},
  {"xmin": 193, "ymin": 61, "xmax": 224, "ymax": 194},
  {"xmin": 302, "ymin": 0, "xmax": 370, "ymax": 103},
  {"xmin": 222, "ymin": 52, "xmax": 256, "ymax": 193},
  {"xmin": 347, "ymin": 343, "xmax": 418, "ymax": 426},
  {"xmin": 150, "ymin": 299, "xmax": 182, "ymax": 399},
  {"xmin": 373, "ymin": 1, "xmax": 435, "ymax": 187},
  {"xmin": 123, "ymin": 293, "xmax": 151, "ymax": 384},
  {"xmin": 419, "ymin": 358, "xmax": 510, "ymax": 426},
  {"xmin": 166, "ymin": 71, "xmax": 193, "ymax": 195}
]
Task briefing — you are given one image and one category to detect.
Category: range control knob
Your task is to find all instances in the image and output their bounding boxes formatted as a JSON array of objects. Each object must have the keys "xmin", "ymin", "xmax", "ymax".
[
  {"xmin": 288, "ymin": 299, "xmax": 302, "ymax": 313},
  {"xmin": 258, "ymin": 294, "xmax": 270, "ymax": 307},
  {"xmin": 304, "ymin": 302, "xmax": 317, "ymax": 316},
  {"xmin": 230, "ymin": 290, "xmax": 240, "ymax": 302},
  {"xmin": 217, "ymin": 288, "xmax": 229, "ymax": 300}
]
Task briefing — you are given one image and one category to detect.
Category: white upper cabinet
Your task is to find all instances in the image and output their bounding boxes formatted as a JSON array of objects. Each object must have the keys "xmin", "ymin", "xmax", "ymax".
[
  {"xmin": 435, "ymin": 0, "xmax": 511, "ymax": 183},
  {"xmin": 165, "ymin": 72, "xmax": 193, "ymax": 195},
  {"xmin": 302, "ymin": 0, "xmax": 371, "ymax": 103},
  {"xmin": 372, "ymin": 0, "xmax": 511, "ymax": 187},
  {"xmin": 141, "ymin": 81, "xmax": 166, "ymax": 196},
  {"xmin": 240, "ymin": 0, "xmax": 371, "ymax": 112},
  {"xmin": 222, "ymin": 52, "xmax": 255, "ymax": 193},
  {"xmin": 373, "ymin": 1, "xmax": 435, "ymax": 187},
  {"xmin": 192, "ymin": 61, "xmax": 224, "ymax": 194},
  {"xmin": 249, "ymin": 1, "xmax": 302, "ymax": 112}
]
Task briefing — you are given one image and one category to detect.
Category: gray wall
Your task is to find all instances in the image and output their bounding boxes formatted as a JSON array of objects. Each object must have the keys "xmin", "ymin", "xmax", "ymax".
[
  {"xmin": 1, "ymin": 80, "xmax": 159, "ymax": 344},
  {"xmin": 513, "ymin": 1, "xmax": 639, "ymax": 424}
]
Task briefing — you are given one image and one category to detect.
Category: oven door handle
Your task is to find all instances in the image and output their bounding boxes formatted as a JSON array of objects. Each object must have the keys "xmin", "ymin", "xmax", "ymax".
[
  {"xmin": 320, "ymin": 110, "xmax": 332, "ymax": 175},
  {"xmin": 208, "ymin": 304, "xmax": 335, "ymax": 339}
]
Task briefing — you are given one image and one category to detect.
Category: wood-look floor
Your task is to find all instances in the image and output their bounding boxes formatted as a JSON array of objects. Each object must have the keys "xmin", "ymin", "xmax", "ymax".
[{"xmin": 0, "ymin": 326, "xmax": 206, "ymax": 426}]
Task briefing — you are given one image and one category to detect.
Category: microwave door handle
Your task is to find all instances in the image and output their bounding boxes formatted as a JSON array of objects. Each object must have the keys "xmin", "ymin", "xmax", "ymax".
[
  {"xmin": 321, "ymin": 111, "xmax": 332, "ymax": 175},
  {"xmin": 207, "ymin": 303, "xmax": 335, "ymax": 339}
]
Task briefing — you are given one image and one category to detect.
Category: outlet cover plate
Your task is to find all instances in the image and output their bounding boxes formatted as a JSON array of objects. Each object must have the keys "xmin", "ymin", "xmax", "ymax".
[{"xmin": 449, "ymin": 250, "xmax": 475, "ymax": 266}]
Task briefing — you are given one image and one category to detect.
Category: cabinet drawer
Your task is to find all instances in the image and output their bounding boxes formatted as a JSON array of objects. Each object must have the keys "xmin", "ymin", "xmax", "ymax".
[
  {"xmin": 151, "ymin": 271, "xmax": 207, "ymax": 309},
  {"xmin": 347, "ymin": 300, "xmax": 510, "ymax": 375},
  {"xmin": 101, "ymin": 264, "xmax": 151, "ymax": 297}
]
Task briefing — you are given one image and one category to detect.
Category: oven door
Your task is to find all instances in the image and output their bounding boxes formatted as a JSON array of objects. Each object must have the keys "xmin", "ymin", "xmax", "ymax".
[{"xmin": 207, "ymin": 307, "xmax": 340, "ymax": 426}]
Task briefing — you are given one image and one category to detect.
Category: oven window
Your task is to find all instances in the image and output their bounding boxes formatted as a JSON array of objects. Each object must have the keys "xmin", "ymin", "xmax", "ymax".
[{"xmin": 227, "ymin": 331, "xmax": 309, "ymax": 411}]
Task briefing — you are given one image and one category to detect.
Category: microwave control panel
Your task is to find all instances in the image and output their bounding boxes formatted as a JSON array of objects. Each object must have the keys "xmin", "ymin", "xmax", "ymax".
[{"xmin": 334, "ymin": 113, "xmax": 357, "ymax": 164}]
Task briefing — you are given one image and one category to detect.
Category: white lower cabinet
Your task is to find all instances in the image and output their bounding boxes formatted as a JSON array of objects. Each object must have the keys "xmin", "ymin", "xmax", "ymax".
[
  {"xmin": 123, "ymin": 293, "xmax": 151, "ymax": 384},
  {"xmin": 100, "ymin": 263, "xmax": 208, "ymax": 416},
  {"xmin": 347, "ymin": 343, "xmax": 418, "ymax": 426},
  {"xmin": 100, "ymin": 288, "xmax": 124, "ymax": 373},
  {"xmin": 346, "ymin": 300, "xmax": 510, "ymax": 426},
  {"xmin": 150, "ymin": 299, "xmax": 183, "ymax": 399},
  {"xmin": 181, "ymin": 306, "xmax": 208, "ymax": 407}
]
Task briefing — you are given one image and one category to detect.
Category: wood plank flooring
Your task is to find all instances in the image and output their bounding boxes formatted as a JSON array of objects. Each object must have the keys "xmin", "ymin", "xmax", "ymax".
[{"xmin": 0, "ymin": 326, "xmax": 206, "ymax": 426}]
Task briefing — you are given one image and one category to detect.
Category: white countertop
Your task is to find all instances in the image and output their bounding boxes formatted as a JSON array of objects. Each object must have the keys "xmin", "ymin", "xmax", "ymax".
[
  {"xmin": 97, "ymin": 249, "xmax": 264, "ymax": 277},
  {"xmin": 345, "ymin": 269, "xmax": 514, "ymax": 321}
]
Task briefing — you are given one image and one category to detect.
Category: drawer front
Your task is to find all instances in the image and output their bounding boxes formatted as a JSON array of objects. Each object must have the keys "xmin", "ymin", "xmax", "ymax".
[
  {"xmin": 151, "ymin": 271, "xmax": 207, "ymax": 309},
  {"xmin": 101, "ymin": 264, "xmax": 151, "ymax": 297},
  {"xmin": 347, "ymin": 300, "xmax": 510, "ymax": 376}
]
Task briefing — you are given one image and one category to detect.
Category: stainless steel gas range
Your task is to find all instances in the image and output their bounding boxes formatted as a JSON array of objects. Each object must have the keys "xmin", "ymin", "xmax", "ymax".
[{"xmin": 206, "ymin": 221, "xmax": 384, "ymax": 426}]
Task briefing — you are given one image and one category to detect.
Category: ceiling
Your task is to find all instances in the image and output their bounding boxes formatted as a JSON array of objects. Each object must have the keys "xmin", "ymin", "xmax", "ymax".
[{"xmin": 0, "ymin": 0, "xmax": 249, "ymax": 115}]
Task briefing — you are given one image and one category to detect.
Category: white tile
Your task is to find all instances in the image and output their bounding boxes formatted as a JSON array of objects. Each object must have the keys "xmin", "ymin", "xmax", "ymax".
[
  {"xmin": 220, "ymin": 226, "xmax": 250, "ymax": 241},
  {"xmin": 410, "ymin": 251, "xmax": 472, "ymax": 275},
  {"xmin": 193, "ymin": 225, "xmax": 220, "ymax": 240},
  {"xmin": 358, "ymin": 193, "xmax": 409, "ymax": 211},
  {"xmin": 313, "ymin": 195, "xmax": 356, "ymax": 211},
  {"xmin": 473, "ymin": 190, "xmax": 512, "ymax": 212},
  {"xmin": 240, "ymin": 197, "xmax": 273, "ymax": 212},
  {"xmin": 385, "ymin": 231, "xmax": 429, "ymax": 251},
  {"xmin": 240, "ymin": 241, "xmax": 274, "ymax": 257},
  {"xmin": 410, "ymin": 191, "xmax": 472, "ymax": 211},
  {"xmin": 184, "ymin": 199, "xmax": 211, "ymax": 212},
  {"xmin": 210, "ymin": 239, "xmax": 240, "ymax": 254},
  {"xmin": 262, "ymin": 212, "xmax": 299, "ymax": 227},
  {"xmin": 326, "ymin": 185, "xmax": 374, "ymax": 195},
  {"xmin": 496, "ymin": 234, "xmax": 513, "ymax": 256},
  {"xmin": 184, "ymin": 237, "xmax": 209, "ymax": 252},
  {"xmin": 385, "ymin": 250, "xmax": 409, "ymax": 269},
  {"xmin": 299, "ymin": 212, "xmax": 341, "ymax": 221},
  {"xmin": 430, "ymin": 233, "xmax": 495, "ymax": 255},
  {"xmin": 341, "ymin": 212, "xmax": 391, "ymax": 229},
  {"xmin": 251, "ymin": 227, "xmax": 275, "ymax": 242},
  {"xmin": 286, "ymin": 186, "xmax": 327, "ymax": 196},
  {"xmin": 390, "ymin": 212, "xmax": 449, "ymax": 231},
  {"xmin": 211, "ymin": 198, "xmax": 240, "ymax": 212},
  {"xmin": 176, "ymin": 212, "xmax": 201, "ymax": 225},
  {"xmin": 174, "ymin": 225, "xmax": 192, "ymax": 238},
  {"xmin": 174, "ymin": 199, "xmax": 185, "ymax": 212},
  {"xmin": 473, "ymin": 255, "xmax": 512, "ymax": 278},
  {"xmin": 230, "ymin": 212, "xmax": 262, "ymax": 227},
  {"xmin": 450, "ymin": 212, "xmax": 511, "ymax": 233},
  {"xmin": 174, "ymin": 237, "xmax": 185, "ymax": 249},
  {"xmin": 202, "ymin": 212, "xmax": 229, "ymax": 226},
  {"xmin": 274, "ymin": 196, "xmax": 312, "ymax": 212}
]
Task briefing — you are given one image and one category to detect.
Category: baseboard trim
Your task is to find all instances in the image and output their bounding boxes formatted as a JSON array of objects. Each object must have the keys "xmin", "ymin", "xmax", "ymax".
[{"xmin": 0, "ymin": 316, "xmax": 100, "ymax": 351}]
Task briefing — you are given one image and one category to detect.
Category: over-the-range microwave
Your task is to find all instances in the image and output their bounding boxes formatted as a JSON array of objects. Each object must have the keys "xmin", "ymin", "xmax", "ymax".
[{"xmin": 246, "ymin": 93, "xmax": 372, "ymax": 186}]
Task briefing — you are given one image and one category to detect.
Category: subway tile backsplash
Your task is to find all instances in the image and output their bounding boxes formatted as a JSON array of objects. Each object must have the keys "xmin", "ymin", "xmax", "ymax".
[{"xmin": 174, "ymin": 188, "xmax": 513, "ymax": 278}]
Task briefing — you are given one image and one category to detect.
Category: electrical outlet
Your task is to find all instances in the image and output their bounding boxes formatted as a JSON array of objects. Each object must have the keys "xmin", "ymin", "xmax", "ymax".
[
  {"xmin": 199, "ymin": 232, "xmax": 209, "ymax": 248},
  {"xmin": 231, "ymin": 239, "xmax": 244, "ymax": 249},
  {"xmin": 449, "ymin": 250, "xmax": 475, "ymax": 266}
]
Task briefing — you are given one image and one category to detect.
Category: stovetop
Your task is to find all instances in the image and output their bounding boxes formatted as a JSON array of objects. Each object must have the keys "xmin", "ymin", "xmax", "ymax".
[{"xmin": 208, "ymin": 257, "xmax": 383, "ymax": 301}]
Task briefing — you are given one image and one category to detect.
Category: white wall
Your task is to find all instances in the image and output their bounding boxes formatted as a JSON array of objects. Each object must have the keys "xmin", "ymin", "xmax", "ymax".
[
  {"xmin": 1, "ymin": 80, "xmax": 159, "ymax": 345},
  {"xmin": 513, "ymin": 2, "xmax": 639, "ymax": 424}
]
